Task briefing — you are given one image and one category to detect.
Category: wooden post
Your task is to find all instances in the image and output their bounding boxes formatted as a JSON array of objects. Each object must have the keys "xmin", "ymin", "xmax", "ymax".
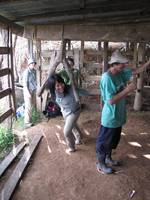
[
  {"xmin": 133, "ymin": 43, "xmax": 145, "ymax": 111},
  {"xmin": 0, "ymin": 55, "xmax": 3, "ymax": 90},
  {"xmin": 12, "ymin": 35, "xmax": 19, "ymax": 82},
  {"xmin": 103, "ymin": 41, "xmax": 109, "ymax": 73},
  {"xmin": 28, "ymin": 39, "xmax": 34, "ymax": 59},
  {"xmin": 79, "ymin": 40, "xmax": 84, "ymax": 86},
  {"xmin": 10, "ymin": 30, "xmax": 16, "ymax": 119},
  {"xmin": 67, "ymin": 40, "xmax": 71, "ymax": 50},
  {"xmin": 74, "ymin": 49, "xmax": 80, "ymax": 70},
  {"xmin": 126, "ymin": 42, "xmax": 129, "ymax": 52},
  {"xmin": 35, "ymin": 39, "xmax": 42, "ymax": 111},
  {"xmin": 98, "ymin": 41, "xmax": 101, "ymax": 51},
  {"xmin": 130, "ymin": 42, "xmax": 134, "ymax": 52},
  {"xmin": 80, "ymin": 40, "xmax": 84, "ymax": 69},
  {"xmin": 27, "ymin": 38, "xmax": 38, "ymax": 110},
  {"xmin": 7, "ymin": 27, "xmax": 12, "ymax": 110},
  {"xmin": 132, "ymin": 42, "xmax": 138, "ymax": 85},
  {"xmin": 63, "ymin": 58, "xmax": 80, "ymax": 102},
  {"xmin": 133, "ymin": 43, "xmax": 138, "ymax": 67},
  {"xmin": 98, "ymin": 41, "xmax": 102, "ymax": 74}
]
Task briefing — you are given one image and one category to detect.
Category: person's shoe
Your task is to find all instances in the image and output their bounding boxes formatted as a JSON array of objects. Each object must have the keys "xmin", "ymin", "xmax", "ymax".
[
  {"xmin": 105, "ymin": 156, "xmax": 120, "ymax": 166},
  {"xmin": 65, "ymin": 148, "xmax": 76, "ymax": 153},
  {"xmin": 96, "ymin": 162, "xmax": 113, "ymax": 174}
]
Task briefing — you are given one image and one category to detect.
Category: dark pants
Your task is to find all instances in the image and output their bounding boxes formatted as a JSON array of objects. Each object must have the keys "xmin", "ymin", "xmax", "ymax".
[{"xmin": 96, "ymin": 125, "xmax": 122, "ymax": 161}]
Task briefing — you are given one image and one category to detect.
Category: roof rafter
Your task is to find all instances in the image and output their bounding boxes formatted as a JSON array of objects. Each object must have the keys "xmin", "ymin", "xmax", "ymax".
[{"xmin": 0, "ymin": 14, "xmax": 23, "ymax": 35}]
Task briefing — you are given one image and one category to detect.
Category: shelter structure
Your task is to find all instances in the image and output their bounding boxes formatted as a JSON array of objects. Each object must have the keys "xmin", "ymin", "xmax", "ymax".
[{"xmin": 1, "ymin": 0, "xmax": 150, "ymax": 122}]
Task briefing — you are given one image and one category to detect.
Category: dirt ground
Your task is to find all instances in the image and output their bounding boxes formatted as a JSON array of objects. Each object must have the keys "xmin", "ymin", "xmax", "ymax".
[{"xmin": 7, "ymin": 95, "xmax": 150, "ymax": 200}]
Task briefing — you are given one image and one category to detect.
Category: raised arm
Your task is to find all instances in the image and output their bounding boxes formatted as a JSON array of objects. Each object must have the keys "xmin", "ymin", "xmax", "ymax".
[
  {"xmin": 63, "ymin": 57, "xmax": 80, "ymax": 102},
  {"xmin": 37, "ymin": 40, "xmax": 66, "ymax": 97},
  {"xmin": 109, "ymin": 83, "xmax": 136, "ymax": 105},
  {"xmin": 132, "ymin": 59, "xmax": 150, "ymax": 75},
  {"xmin": 108, "ymin": 59, "xmax": 149, "ymax": 105}
]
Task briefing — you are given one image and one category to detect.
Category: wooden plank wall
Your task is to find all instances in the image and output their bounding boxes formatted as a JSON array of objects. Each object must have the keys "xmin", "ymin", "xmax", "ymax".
[
  {"xmin": 0, "ymin": 109, "xmax": 13, "ymax": 123},
  {"xmin": 24, "ymin": 23, "xmax": 150, "ymax": 42}
]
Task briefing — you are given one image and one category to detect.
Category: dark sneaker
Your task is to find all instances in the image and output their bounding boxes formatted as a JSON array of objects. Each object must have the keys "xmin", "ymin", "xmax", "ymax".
[{"xmin": 96, "ymin": 162, "xmax": 114, "ymax": 174}]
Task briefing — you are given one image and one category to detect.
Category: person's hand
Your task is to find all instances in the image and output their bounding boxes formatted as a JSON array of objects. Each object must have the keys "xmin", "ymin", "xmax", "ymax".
[{"xmin": 126, "ymin": 83, "xmax": 136, "ymax": 93}]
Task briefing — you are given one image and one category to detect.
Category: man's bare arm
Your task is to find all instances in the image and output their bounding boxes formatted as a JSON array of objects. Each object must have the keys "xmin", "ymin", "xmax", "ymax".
[{"xmin": 109, "ymin": 83, "xmax": 136, "ymax": 105}]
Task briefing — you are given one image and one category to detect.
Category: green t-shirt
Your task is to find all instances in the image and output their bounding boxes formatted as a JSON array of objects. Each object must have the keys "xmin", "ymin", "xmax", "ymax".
[
  {"xmin": 57, "ymin": 69, "xmax": 71, "ymax": 85},
  {"xmin": 57, "ymin": 68, "xmax": 79, "ymax": 86},
  {"xmin": 100, "ymin": 67, "xmax": 132, "ymax": 128}
]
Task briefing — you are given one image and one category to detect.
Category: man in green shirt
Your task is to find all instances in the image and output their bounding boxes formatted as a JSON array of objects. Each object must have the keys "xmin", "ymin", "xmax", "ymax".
[{"xmin": 96, "ymin": 51, "xmax": 136, "ymax": 174}]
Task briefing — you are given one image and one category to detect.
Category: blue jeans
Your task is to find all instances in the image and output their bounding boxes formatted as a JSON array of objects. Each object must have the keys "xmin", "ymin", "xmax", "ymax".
[{"xmin": 96, "ymin": 125, "xmax": 122, "ymax": 160}]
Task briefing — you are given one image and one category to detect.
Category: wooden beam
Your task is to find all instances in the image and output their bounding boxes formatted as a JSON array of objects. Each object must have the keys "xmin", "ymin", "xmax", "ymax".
[
  {"xmin": 10, "ymin": 31, "xmax": 17, "ymax": 117},
  {"xmin": 67, "ymin": 40, "xmax": 71, "ymax": 50},
  {"xmin": 35, "ymin": 39, "xmax": 42, "ymax": 111},
  {"xmin": 0, "ymin": 68, "xmax": 11, "ymax": 77},
  {"xmin": 0, "ymin": 108, "xmax": 12, "ymax": 123},
  {"xmin": 103, "ymin": 41, "xmax": 109, "ymax": 72},
  {"xmin": 0, "ymin": 142, "xmax": 26, "ymax": 177},
  {"xmin": 98, "ymin": 41, "xmax": 102, "ymax": 51},
  {"xmin": 20, "ymin": 8, "xmax": 143, "ymax": 25},
  {"xmin": 80, "ymin": 0, "xmax": 85, "ymax": 9},
  {"xmin": 0, "ymin": 134, "xmax": 43, "ymax": 200},
  {"xmin": 80, "ymin": 40, "xmax": 84, "ymax": 68},
  {"xmin": 0, "ymin": 47, "xmax": 11, "ymax": 54},
  {"xmin": 28, "ymin": 39, "xmax": 34, "ymax": 58},
  {"xmin": 133, "ymin": 43, "xmax": 146, "ymax": 111},
  {"xmin": 24, "ymin": 23, "xmax": 150, "ymax": 42},
  {"xmin": 0, "ymin": 14, "xmax": 23, "ymax": 36},
  {"xmin": 0, "ymin": 0, "xmax": 80, "ymax": 13},
  {"xmin": 14, "ymin": 1, "xmax": 149, "ymax": 23},
  {"xmin": 0, "ymin": 0, "xmax": 34, "ymax": 6},
  {"xmin": 0, "ymin": 88, "xmax": 12, "ymax": 99}
]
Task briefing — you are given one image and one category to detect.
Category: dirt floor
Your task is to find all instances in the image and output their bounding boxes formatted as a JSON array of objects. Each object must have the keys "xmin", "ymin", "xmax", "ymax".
[{"xmin": 3, "ymin": 94, "xmax": 150, "ymax": 200}]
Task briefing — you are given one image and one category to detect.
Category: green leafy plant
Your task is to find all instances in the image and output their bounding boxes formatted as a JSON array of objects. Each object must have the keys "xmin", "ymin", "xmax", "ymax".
[
  {"xmin": 13, "ymin": 116, "xmax": 24, "ymax": 130},
  {"xmin": 13, "ymin": 107, "xmax": 41, "ymax": 131},
  {"xmin": 32, "ymin": 107, "xmax": 42, "ymax": 124},
  {"xmin": 0, "ymin": 125, "xmax": 14, "ymax": 152}
]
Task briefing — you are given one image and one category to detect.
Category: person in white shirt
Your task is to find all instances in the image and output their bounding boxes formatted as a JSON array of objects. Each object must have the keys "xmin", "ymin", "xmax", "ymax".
[{"xmin": 22, "ymin": 58, "xmax": 37, "ymax": 128}]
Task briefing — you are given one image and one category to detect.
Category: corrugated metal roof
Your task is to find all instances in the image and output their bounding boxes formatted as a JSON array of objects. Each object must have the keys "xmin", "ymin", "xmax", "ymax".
[{"xmin": 0, "ymin": 0, "xmax": 150, "ymax": 27}]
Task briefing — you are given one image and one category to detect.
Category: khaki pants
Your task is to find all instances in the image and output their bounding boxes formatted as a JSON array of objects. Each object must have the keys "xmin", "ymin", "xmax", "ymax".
[
  {"xmin": 23, "ymin": 89, "xmax": 36, "ymax": 124},
  {"xmin": 64, "ymin": 110, "xmax": 82, "ymax": 149}
]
